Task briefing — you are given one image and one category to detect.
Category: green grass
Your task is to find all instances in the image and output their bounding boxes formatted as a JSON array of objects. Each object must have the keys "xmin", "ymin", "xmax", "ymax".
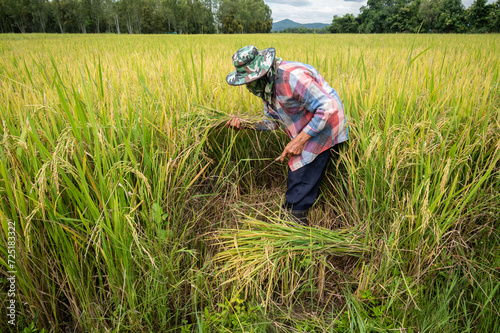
[{"xmin": 0, "ymin": 33, "xmax": 499, "ymax": 332}]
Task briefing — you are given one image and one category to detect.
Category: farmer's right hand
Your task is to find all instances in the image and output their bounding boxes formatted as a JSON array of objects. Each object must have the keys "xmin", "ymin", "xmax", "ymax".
[{"xmin": 225, "ymin": 117, "xmax": 242, "ymax": 130}]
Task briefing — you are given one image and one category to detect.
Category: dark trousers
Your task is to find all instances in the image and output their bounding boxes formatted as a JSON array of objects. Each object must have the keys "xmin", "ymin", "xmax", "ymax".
[{"xmin": 284, "ymin": 144, "xmax": 342, "ymax": 211}]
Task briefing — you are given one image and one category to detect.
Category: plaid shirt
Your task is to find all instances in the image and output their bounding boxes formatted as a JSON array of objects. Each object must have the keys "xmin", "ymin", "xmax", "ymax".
[{"xmin": 258, "ymin": 61, "xmax": 348, "ymax": 171}]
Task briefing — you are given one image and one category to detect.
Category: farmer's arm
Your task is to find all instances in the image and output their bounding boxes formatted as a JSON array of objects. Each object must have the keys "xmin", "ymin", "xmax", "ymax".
[
  {"xmin": 278, "ymin": 70, "xmax": 339, "ymax": 162},
  {"xmin": 291, "ymin": 71, "xmax": 340, "ymax": 137},
  {"xmin": 255, "ymin": 103, "xmax": 279, "ymax": 131},
  {"xmin": 278, "ymin": 131, "xmax": 312, "ymax": 162}
]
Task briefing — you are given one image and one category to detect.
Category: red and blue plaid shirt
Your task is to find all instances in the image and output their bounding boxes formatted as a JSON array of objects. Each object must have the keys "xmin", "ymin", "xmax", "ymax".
[{"xmin": 259, "ymin": 61, "xmax": 348, "ymax": 171}]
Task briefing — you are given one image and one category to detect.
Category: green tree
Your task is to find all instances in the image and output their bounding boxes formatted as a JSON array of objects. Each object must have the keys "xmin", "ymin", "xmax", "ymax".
[
  {"xmin": 417, "ymin": 0, "xmax": 441, "ymax": 32},
  {"xmin": 466, "ymin": 0, "xmax": 493, "ymax": 32},
  {"xmin": 51, "ymin": 0, "xmax": 65, "ymax": 33},
  {"xmin": 359, "ymin": 0, "xmax": 409, "ymax": 33},
  {"xmin": 104, "ymin": 0, "xmax": 121, "ymax": 33},
  {"xmin": 487, "ymin": 0, "xmax": 500, "ymax": 32},
  {"xmin": 3, "ymin": 0, "xmax": 31, "ymax": 33},
  {"xmin": 0, "ymin": 0, "xmax": 13, "ymax": 32},
  {"xmin": 156, "ymin": 0, "xmax": 176, "ymax": 32},
  {"xmin": 188, "ymin": 0, "xmax": 216, "ymax": 33},
  {"xmin": 141, "ymin": 1, "xmax": 155, "ymax": 33},
  {"xmin": 437, "ymin": 0, "xmax": 466, "ymax": 32},
  {"xmin": 30, "ymin": 0, "xmax": 49, "ymax": 32},
  {"xmin": 217, "ymin": 0, "xmax": 271, "ymax": 33},
  {"xmin": 221, "ymin": 8, "xmax": 242, "ymax": 33},
  {"xmin": 88, "ymin": 0, "xmax": 105, "ymax": 32},
  {"xmin": 172, "ymin": 0, "xmax": 189, "ymax": 33},
  {"xmin": 389, "ymin": 0, "xmax": 420, "ymax": 32},
  {"xmin": 77, "ymin": 0, "xmax": 91, "ymax": 33},
  {"xmin": 116, "ymin": 0, "xmax": 143, "ymax": 33},
  {"xmin": 56, "ymin": 0, "xmax": 79, "ymax": 32},
  {"xmin": 240, "ymin": 0, "xmax": 272, "ymax": 32},
  {"xmin": 330, "ymin": 14, "xmax": 359, "ymax": 33}
]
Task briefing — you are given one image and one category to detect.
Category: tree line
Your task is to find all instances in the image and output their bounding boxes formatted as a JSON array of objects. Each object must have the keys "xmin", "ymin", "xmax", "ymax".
[
  {"xmin": 2, "ymin": 0, "xmax": 498, "ymax": 34},
  {"xmin": 330, "ymin": 0, "xmax": 500, "ymax": 33},
  {"xmin": 277, "ymin": 27, "xmax": 329, "ymax": 34},
  {"xmin": 0, "ymin": 0, "xmax": 272, "ymax": 34}
]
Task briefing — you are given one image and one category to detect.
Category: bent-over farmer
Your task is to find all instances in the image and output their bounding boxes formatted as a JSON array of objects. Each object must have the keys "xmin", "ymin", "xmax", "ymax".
[{"xmin": 225, "ymin": 45, "xmax": 348, "ymax": 225}]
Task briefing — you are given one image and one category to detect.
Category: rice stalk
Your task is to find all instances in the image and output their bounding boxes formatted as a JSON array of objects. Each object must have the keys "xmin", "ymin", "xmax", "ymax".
[{"xmin": 213, "ymin": 215, "xmax": 369, "ymax": 286}]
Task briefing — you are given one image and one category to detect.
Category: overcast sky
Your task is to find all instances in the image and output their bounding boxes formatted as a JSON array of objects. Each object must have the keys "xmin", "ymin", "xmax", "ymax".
[{"xmin": 265, "ymin": 0, "xmax": 491, "ymax": 24}]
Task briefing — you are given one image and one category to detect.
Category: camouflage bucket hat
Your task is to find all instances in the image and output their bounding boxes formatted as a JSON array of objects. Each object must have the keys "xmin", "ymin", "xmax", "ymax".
[{"xmin": 226, "ymin": 45, "xmax": 276, "ymax": 86}]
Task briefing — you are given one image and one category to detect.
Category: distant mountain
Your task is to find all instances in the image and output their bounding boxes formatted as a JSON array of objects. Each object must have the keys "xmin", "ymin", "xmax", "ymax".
[{"xmin": 272, "ymin": 19, "xmax": 330, "ymax": 32}]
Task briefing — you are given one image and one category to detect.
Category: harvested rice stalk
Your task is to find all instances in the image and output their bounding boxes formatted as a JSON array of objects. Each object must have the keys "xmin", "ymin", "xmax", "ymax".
[
  {"xmin": 213, "ymin": 216, "xmax": 369, "ymax": 285},
  {"xmin": 186, "ymin": 104, "xmax": 265, "ymax": 129}
]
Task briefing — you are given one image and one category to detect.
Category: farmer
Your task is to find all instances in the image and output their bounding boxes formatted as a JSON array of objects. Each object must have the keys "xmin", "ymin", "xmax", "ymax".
[{"xmin": 225, "ymin": 45, "xmax": 348, "ymax": 225}]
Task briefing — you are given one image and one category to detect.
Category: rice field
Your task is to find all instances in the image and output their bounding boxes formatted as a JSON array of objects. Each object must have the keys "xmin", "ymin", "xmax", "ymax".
[{"xmin": 0, "ymin": 33, "xmax": 499, "ymax": 332}]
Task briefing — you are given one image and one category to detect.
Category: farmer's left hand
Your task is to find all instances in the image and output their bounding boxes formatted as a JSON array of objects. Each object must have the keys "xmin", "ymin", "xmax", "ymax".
[
  {"xmin": 225, "ymin": 117, "xmax": 242, "ymax": 130},
  {"xmin": 278, "ymin": 132, "xmax": 312, "ymax": 163}
]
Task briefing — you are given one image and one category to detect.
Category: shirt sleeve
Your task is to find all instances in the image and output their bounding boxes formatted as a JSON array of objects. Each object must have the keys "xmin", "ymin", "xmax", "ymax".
[
  {"xmin": 255, "ymin": 102, "xmax": 279, "ymax": 131},
  {"xmin": 290, "ymin": 70, "xmax": 339, "ymax": 137}
]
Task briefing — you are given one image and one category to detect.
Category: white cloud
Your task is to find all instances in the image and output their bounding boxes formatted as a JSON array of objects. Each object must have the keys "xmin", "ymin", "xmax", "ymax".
[
  {"xmin": 266, "ymin": 0, "xmax": 494, "ymax": 25},
  {"xmin": 267, "ymin": 0, "xmax": 366, "ymax": 24},
  {"xmin": 266, "ymin": 0, "xmax": 313, "ymax": 6}
]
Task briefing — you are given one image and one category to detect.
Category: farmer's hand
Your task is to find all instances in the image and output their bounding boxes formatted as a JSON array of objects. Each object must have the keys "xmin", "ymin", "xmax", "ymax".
[
  {"xmin": 225, "ymin": 117, "xmax": 242, "ymax": 130},
  {"xmin": 278, "ymin": 131, "xmax": 312, "ymax": 163}
]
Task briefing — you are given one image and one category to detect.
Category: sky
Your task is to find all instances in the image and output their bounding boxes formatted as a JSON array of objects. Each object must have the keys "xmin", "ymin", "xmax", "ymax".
[{"xmin": 265, "ymin": 0, "xmax": 490, "ymax": 24}]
